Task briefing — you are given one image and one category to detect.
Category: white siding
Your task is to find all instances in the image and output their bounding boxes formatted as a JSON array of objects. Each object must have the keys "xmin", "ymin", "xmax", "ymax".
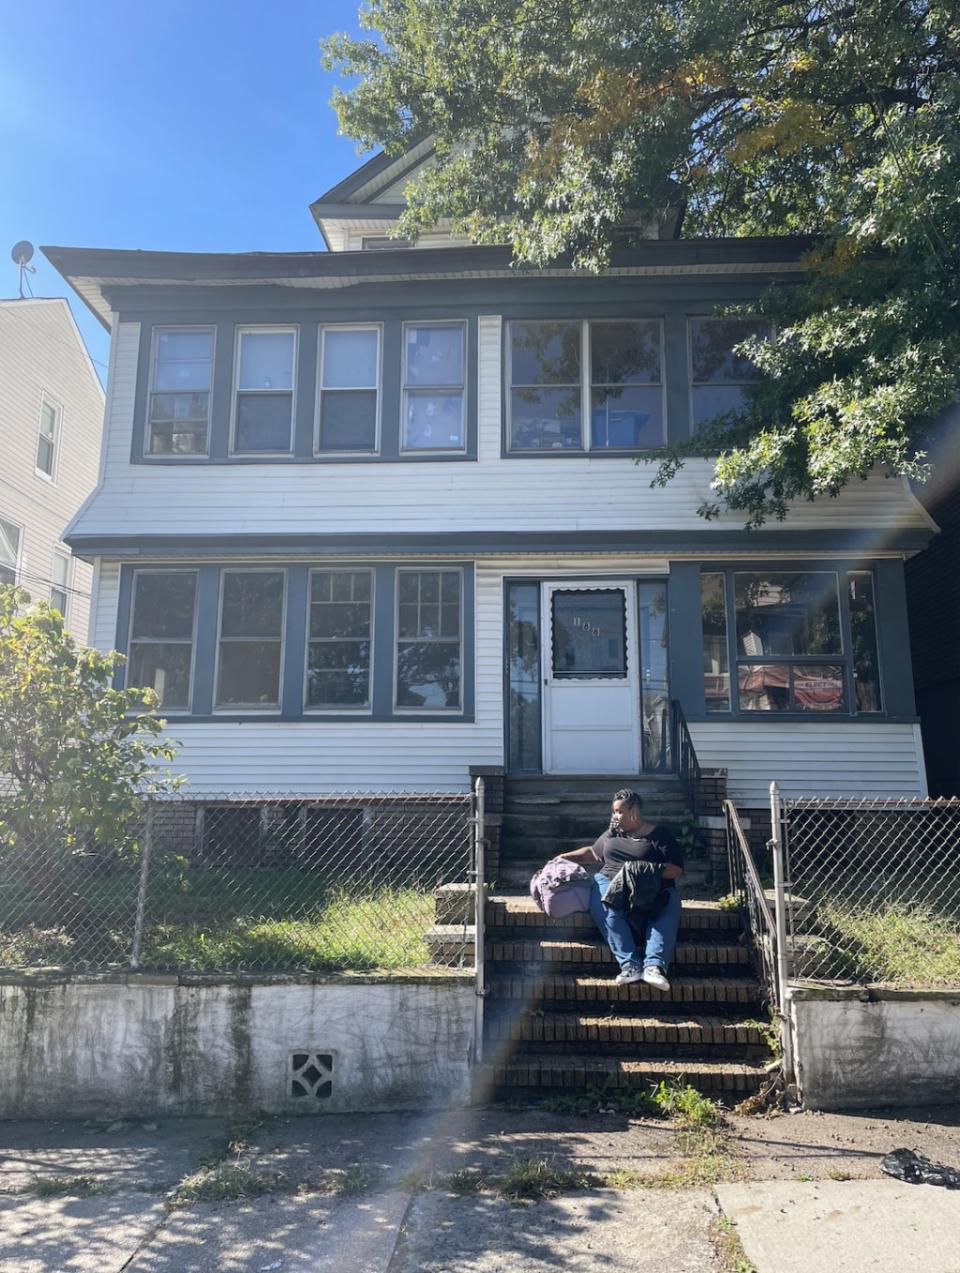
[
  {"xmin": 689, "ymin": 720, "xmax": 928, "ymax": 806},
  {"xmin": 0, "ymin": 299, "xmax": 104, "ymax": 641},
  {"xmin": 68, "ymin": 319, "xmax": 932, "ymax": 543}
]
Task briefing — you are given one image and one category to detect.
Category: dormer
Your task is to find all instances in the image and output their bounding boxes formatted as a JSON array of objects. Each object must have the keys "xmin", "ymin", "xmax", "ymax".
[{"xmin": 310, "ymin": 137, "xmax": 684, "ymax": 252}]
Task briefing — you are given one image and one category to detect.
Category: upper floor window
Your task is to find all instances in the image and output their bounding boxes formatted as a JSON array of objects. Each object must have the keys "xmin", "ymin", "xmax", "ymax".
[
  {"xmin": 401, "ymin": 322, "xmax": 466, "ymax": 452},
  {"xmin": 0, "ymin": 516, "xmax": 21, "ymax": 587},
  {"xmin": 36, "ymin": 395, "xmax": 61, "ymax": 478},
  {"xmin": 690, "ymin": 318, "xmax": 769, "ymax": 427},
  {"xmin": 507, "ymin": 319, "xmax": 664, "ymax": 452},
  {"xmin": 233, "ymin": 329, "xmax": 296, "ymax": 454},
  {"xmin": 148, "ymin": 328, "xmax": 213, "ymax": 456},
  {"xmin": 317, "ymin": 326, "xmax": 380, "ymax": 454},
  {"xmin": 127, "ymin": 570, "xmax": 198, "ymax": 710},
  {"xmin": 306, "ymin": 568, "xmax": 373, "ymax": 709},
  {"xmin": 215, "ymin": 569, "xmax": 285, "ymax": 709},
  {"xmin": 50, "ymin": 550, "xmax": 71, "ymax": 618}
]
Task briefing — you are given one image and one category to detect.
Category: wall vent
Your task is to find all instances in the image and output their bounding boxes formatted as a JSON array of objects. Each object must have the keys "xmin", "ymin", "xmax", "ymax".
[{"xmin": 290, "ymin": 1051, "xmax": 334, "ymax": 1100}]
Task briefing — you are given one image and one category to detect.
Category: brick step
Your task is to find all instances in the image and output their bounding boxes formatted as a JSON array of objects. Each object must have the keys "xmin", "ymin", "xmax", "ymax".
[
  {"xmin": 487, "ymin": 937, "xmax": 750, "ymax": 971},
  {"xmin": 485, "ymin": 893, "xmax": 741, "ymax": 936},
  {"xmin": 504, "ymin": 775, "xmax": 684, "ymax": 794},
  {"xmin": 424, "ymin": 925, "xmax": 475, "ymax": 962},
  {"xmin": 498, "ymin": 834, "xmax": 690, "ymax": 859},
  {"xmin": 504, "ymin": 793, "xmax": 686, "ymax": 815},
  {"xmin": 486, "ymin": 1009, "xmax": 768, "ymax": 1056},
  {"xmin": 503, "ymin": 810, "xmax": 687, "ymax": 838},
  {"xmin": 488, "ymin": 971, "xmax": 762, "ymax": 1010},
  {"xmin": 496, "ymin": 859, "xmax": 709, "ymax": 890},
  {"xmin": 482, "ymin": 1053, "xmax": 765, "ymax": 1099}
]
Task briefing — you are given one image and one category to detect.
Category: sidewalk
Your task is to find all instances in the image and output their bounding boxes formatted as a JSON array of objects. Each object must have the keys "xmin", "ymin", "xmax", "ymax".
[{"xmin": 1, "ymin": 1103, "xmax": 958, "ymax": 1271}]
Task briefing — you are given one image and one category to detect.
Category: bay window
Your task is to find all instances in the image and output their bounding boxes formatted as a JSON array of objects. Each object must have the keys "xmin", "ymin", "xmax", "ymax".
[
  {"xmin": 401, "ymin": 323, "xmax": 466, "ymax": 452},
  {"xmin": 147, "ymin": 327, "xmax": 213, "ymax": 456},
  {"xmin": 216, "ymin": 570, "xmax": 285, "ymax": 708},
  {"xmin": 306, "ymin": 569, "xmax": 373, "ymax": 709},
  {"xmin": 127, "ymin": 570, "xmax": 198, "ymax": 710},
  {"xmin": 317, "ymin": 326, "xmax": 380, "ymax": 453},
  {"xmin": 396, "ymin": 569, "xmax": 462, "ymax": 709},
  {"xmin": 690, "ymin": 317, "xmax": 769, "ymax": 427},
  {"xmin": 233, "ymin": 328, "xmax": 296, "ymax": 453}
]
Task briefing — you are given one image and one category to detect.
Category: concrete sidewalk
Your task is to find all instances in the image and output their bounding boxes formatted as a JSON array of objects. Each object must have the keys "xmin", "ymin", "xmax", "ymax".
[{"xmin": 0, "ymin": 1105, "xmax": 958, "ymax": 1272}]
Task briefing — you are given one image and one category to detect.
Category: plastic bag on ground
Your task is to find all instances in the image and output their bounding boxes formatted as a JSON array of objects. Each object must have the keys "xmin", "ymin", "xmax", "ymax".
[{"xmin": 880, "ymin": 1147, "xmax": 960, "ymax": 1189}]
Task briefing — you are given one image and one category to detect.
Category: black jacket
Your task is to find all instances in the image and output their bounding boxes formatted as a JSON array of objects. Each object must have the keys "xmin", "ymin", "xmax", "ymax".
[{"xmin": 601, "ymin": 860, "xmax": 667, "ymax": 927}]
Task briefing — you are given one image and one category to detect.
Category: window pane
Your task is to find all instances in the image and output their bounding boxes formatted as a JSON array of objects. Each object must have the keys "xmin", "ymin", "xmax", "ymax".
[
  {"xmin": 0, "ymin": 518, "xmax": 19, "ymax": 578},
  {"xmin": 691, "ymin": 385, "xmax": 752, "ymax": 427},
  {"xmin": 552, "ymin": 590, "xmax": 627, "ymax": 678},
  {"xmin": 40, "ymin": 402, "xmax": 58, "ymax": 440},
  {"xmin": 735, "ymin": 573, "xmax": 841, "ymax": 657},
  {"xmin": 849, "ymin": 572, "xmax": 882, "ymax": 712},
  {"xmin": 238, "ymin": 331, "xmax": 294, "ymax": 391},
  {"xmin": 0, "ymin": 565, "xmax": 14, "ymax": 587},
  {"xmin": 404, "ymin": 325, "xmax": 463, "ymax": 387},
  {"xmin": 50, "ymin": 586, "xmax": 68, "ymax": 616},
  {"xmin": 402, "ymin": 390, "xmax": 464, "ymax": 449},
  {"xmin": 306, "ymin": 642, "xmax": 371, "ymax": 707},
  {"xmin": 509, "ymin": 387, "xmax": 581, "ymax": 450},
  {"xmin": 396, "ymin": 642, "xmax": 461, "ymax": 709},
  {"xmin": 507, "ymin": 583, "xmax": 541, "ymax": 772},
  {"xmin": 156, "ymin": 329, "xmax": 212, "ymax": 363},
  {"xmin": 700, "ymin": 573, "xmax": 730, "ymax": 712},
  {"xmin": 150, "ymin": 392, "xmax": 209, "ymax": 422},
  {"xmin": 322, "ymin": 329, "xmax": 378, "ymax": 388},
  {"xmin": 510, "ymin": 321, "xmax": 580, "ymax": 385},
  {"xmin": 131, "ymin": 572, "xmax": 197, "ymax": 640},
  {"xmin": 591, "ymin": 321, "xmax": 660, "ymax": 385},
  {"xmin": 36, "ymin": 434, "xmax": 55, "ymax": 475},
  {"xmin": 691, "ymin": 318, "xmax": 768, "ymax": 382},
  {"xmin": 738, "ymin": 663, "xmax": 845, "ymax": 712},
  {"xmin": 638, "ymin": 581, "xmax": 671, "ymax": 770},
  {"xmin": 147, "ymin": 419, "xmax": 208, "ymax": 455},
  {"xmin": 309, "ymin": 571, "xmax": 371, "ymax": 639},
  {"xmin": 221, "ymin": 572, "xmax": 283, "ymax": 639},
  {"xmin": 235, "ymin": 393, "xmax": 292, "ymax": 452},
  {"xmin": 319, "ymin": 391, "xmax": 377, "ymax": 451},
  {"xmin": 128, "ymin": 642, "xmax": 192, "ymax": 709},
  {"xmin": 52, "ymin": 554, "xmax": 70, "ymax": 587},
  {"xmin": 590, "ymin": 387, "xmax": 663, "ymax": 448},
  {"xmin": 154, "ymin": 331, "xmax": 211, "ymax": 392},
  {"xmin": 216, "ymin": 641, "xmax": 282, "ymax": 706}
]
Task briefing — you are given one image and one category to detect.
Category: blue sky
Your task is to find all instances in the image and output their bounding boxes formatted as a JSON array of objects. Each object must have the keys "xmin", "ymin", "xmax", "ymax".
[{"xmin": 0, "ymin": 0, "xmax": 372, "ymax": 375}]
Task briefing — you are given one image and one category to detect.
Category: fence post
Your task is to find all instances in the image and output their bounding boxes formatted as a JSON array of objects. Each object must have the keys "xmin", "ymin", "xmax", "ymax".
[
  {"xmin": 473, "ymin": 776, "xmax": 486, "ymax": 1065},
  {"xmin": 129, "ymin": 801, "xmax": 154, "ymax": 971},
  {"xmin": 769, "ymin": 781, "xmax": 795, "ymax": 1087}
]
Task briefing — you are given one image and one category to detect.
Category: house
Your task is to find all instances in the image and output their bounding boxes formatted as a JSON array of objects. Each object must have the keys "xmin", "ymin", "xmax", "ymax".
[
  {"xmin": 0, "ymin": 297, "xmax": 104, "ymax": 640},
  {"xmin": 42, "ymin": 142, "xmax": 937, "ymax": 825}
]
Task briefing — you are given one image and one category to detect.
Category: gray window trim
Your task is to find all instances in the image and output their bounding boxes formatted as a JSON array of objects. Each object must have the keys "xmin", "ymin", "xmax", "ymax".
[
  {"xmin": 35, "ymin": 391, "xmax": 62, "ymax": 482},
  {"xmin": 230, "ymin": 326, "xmax": 298, "ymax": 457},
  {"xmin": 303, "ymin": 566, "xmax": 375, "ymax": 714},
  {"xmin": 393, "ymin": 565, "xmax": 465, "ymax": 713},
  {"xmin": 144, "ymin": 325, "xmax": 215, "ymax": 460},
  {"xmin": 315, "ymin": 323, "xmax": 382, "ymax": 456},
  {"xmin": 400, "ymin": 320, "xmax": 468, "ymax": 455},
  {"xmin": 505, "ymin": 317, "xmax": 667, "ymax": 454},
  {"xmin": 213, "ymin": 566, "xmax": 288, "ymax": 712},
  {"xmin": 126, "ymin": 568, "xmax": 200, "ymax": 714}
]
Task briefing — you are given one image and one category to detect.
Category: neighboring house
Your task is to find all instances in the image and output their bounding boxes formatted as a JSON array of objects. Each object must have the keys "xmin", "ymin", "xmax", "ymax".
[
  {"xmin": 905, "ymin": 406, "xmax": 960, "ymax": 797},
  {"xmin": 43, "ymin": 142, "xmax": 937, "ymax": 814},
  {"xmin": 0, "ymin": 297, "xmax": 104, "ymax": 640}
]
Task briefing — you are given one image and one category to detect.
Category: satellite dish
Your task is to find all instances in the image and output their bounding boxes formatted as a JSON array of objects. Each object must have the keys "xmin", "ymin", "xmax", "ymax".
[{"xmin": 11, "ymin": 241, "xmax": 34, "ymax": 266}]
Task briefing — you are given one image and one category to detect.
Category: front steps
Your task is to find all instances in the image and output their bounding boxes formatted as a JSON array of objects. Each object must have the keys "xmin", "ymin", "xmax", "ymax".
[{"xmin": 478, "ymin": 891, "xmax": 769, "ymax": 1103}]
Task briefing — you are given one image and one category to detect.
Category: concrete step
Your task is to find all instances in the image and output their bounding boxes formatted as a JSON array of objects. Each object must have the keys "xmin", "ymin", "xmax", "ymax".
[
  {"xmin": 486, "ymin": 936, "xmax": 751, "ymax": 972},
  {"xmin": 423, "ymin": 924, "xmax": 475, "ymax": 963},
  {"xmin": 485, "ymin": 1009, "xmax": 769, "ymax": 1057},
  {"xmin": 487, "ymin": 970, "xmax": 762, "ymax": 1010},
  {"xmin": 481, "ymin": 1052, "xmax": 765, "ymax": 1100}
]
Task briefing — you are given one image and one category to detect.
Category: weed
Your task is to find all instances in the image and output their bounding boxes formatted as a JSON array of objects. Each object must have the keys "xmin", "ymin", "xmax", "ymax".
[
  {"xmin": 497, "ymin": 1156, "xmax": 596, "ymax": 1202},
  {"xmin": 538, "ymin": 1084, "xmax": 658, "ymax": 1118},
  {"xmin": 650, "ymin": 1079, "xmax": 721, "ymax": 1128},
  {"xmin": 601, "ymin": 1167, "xmax": 648, "ymax": 1189},
  {"xmin": 795, "ymin": 1172, "xmax": 814, "ymax": 1182},
  {"xmin": 826, "ymin": 1169, "xmax": 852, "ymax": 1181},
  {"xmin": 743, "ymin": 1011, "xmax": 782, "ymax": 1061},
  {"xmin": 442, "ymin": 1167, "xmax": 488, "ymax": 1194},
  {"xmin": 168, "ymin": 1161, "xmax": 287, "ymax": 1207},
  {"xmin": 819, "ymin": 900, "xmax": 960, "ymax": 987},
  {"xmin": 330, "ymin": 1163, "xmax": 372, "ymax": 1195},
  {"xmin": 712, "ymin": 1215, "xmax": 756, "ymax": 1273},
  {"xmin": 717, "ymin": 894, "xmax": 741, "ymax": 912},
  {"xmin": 29, "ymin": 1174, "xmax": 106, "ymax": 1198},
  {"xmin": 675, "ymin": 811, "xmax": 705, "ymax": 860},
  {"xmin": 225, "ymin": 1110, "xmax": 268, "ymax": 1154}
]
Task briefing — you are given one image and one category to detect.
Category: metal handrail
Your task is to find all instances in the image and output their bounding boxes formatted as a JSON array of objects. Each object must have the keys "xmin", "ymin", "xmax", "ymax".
[
  {"xmin": 671, "ymin": 699, "xmax": 701, "ymax": 817},
  {"xmin": 472, "ymin": 775, "xmax": 486, "ymax": 1065}
]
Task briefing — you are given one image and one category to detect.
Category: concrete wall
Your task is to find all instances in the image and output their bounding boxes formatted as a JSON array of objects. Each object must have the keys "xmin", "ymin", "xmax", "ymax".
[
  {"xmin": 0, "ymin": 973, "xmax": 477, "ymax": 1119},
  {"xmin": 789, "ymin": 985, "xmax": 960, "ymax": 1110}
]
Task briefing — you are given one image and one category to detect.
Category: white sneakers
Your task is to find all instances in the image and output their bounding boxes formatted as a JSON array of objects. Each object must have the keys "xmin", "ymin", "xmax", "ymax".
[
  {"xmin": 641, "ymin": 966, "xmax": 671, "ymax": 992},
  {"xmin": 613, "ymin": 965, "xmax": 671, "ymax": 991}
]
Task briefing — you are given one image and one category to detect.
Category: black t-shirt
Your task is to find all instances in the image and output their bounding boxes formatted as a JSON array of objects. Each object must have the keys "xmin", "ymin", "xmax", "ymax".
[{"xmin": 592, "ymin": 826, "xmax": 684, "ymax": 887}]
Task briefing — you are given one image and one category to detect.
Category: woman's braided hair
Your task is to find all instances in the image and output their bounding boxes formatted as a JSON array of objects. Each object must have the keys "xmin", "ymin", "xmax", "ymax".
[{"xmin": 608, "ymin": 788, "xmax": 643, "ymax": 835}]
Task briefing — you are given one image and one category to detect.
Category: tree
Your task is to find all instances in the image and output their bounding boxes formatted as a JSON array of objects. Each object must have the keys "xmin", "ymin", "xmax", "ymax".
[
  {"xmin": 322, "ymin": 1, "xmax": 960, "ymax": 523},
  {"xmin": 0, "ymin": 586, "xmax": 181, "ymax": 883}
]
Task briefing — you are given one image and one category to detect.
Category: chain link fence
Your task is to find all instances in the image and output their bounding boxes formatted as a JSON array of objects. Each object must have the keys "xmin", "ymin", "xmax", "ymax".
[
  {"xmin": 779, "ymin": 795, "xmax": 960, "ymax": 987},
  {"xmin": 0, "ymin": 791, "xmax": 479, "ymax": 974}
]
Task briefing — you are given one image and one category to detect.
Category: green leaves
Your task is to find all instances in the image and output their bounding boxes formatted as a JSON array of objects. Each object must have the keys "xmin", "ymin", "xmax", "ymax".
[{"xmin": 322, "ymin": 1, "xmax": 960, "ymax": 521}]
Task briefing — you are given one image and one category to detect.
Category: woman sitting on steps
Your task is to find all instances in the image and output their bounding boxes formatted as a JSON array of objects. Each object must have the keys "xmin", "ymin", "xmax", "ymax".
[{"xmin": 552, "ymin": 788, "xmax": 683, "ymax": 991}]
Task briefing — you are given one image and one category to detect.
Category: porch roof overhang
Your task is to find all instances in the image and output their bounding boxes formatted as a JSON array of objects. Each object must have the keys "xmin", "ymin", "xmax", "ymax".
[{"xmin": 41, "ymin": 238, "xmax": 815, "ymax": 330}]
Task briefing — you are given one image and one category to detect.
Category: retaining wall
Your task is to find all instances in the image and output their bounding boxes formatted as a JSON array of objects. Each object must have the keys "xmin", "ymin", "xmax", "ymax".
[{"xmin": 0, "ymin": 972, "xmax": 476, "ymax": 1119}]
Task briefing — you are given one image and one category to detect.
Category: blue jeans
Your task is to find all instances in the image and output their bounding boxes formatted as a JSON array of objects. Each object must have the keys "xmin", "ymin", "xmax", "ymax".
[{"xmin": 589, "ymin": 872, "xmax": 681, "ymax": 974}]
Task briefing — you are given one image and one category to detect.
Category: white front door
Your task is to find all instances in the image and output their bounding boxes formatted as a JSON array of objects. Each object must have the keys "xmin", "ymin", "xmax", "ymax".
[{"xmin": 541, "ymin": 582, "xmax": 640, "ymax": 775}]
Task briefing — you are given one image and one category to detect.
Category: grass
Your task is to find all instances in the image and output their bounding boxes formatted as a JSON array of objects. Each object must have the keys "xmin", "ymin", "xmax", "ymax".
[
  {"xmin": 819, "ymin": 900, "xmax": 960, "ymax": 986},
  {"xmin": 497, "ymin": 1156, "xmax": 597, "ymax": 1202},
  {"xmin": 168, "ymin": 1161, "xmax": 287, "ymax": 1207},
  {"xmin": 0, "ymin": 866, "xmax": 437, "ymax": 972},
  {"xmin": 712, "ymin": 1216, "xmax": 757, "ymax": 1273},
  {"xmin": 28, "ymin": 1174, "xmax": 107, "ymax": 1198}
]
